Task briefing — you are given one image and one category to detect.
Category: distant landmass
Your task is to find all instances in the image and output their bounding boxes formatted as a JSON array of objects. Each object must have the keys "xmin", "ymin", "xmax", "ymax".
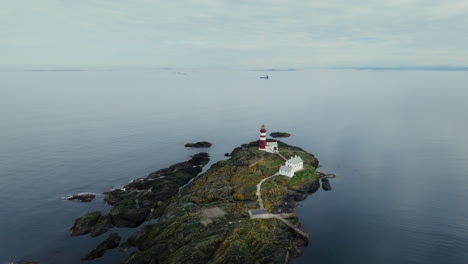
[
  {"xmin": 332, "ymin": 66, "xmax": 468, "ymax": 71},
  {"xmin": 25, "ymin": 69, "xmax": 88, "ymax": 72},
  {"xmin": 250, "ymin": 69, "xmax": 297, "ymax": 71}
]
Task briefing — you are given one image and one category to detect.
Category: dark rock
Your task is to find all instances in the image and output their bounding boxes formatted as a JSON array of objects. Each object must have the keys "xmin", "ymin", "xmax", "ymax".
[
  {"xmin": 66, "ymin": 193, "xmax": 96, "ymax": 202},
  {"xmin": 188, "ymin": 152, "xmax": 210, "ymax": 166},
  {"xmin": 185, "ymin": 141, "xmax": 212, "ymax": 148},
  {"xmin": 317, "ymin": 171, "xmax": 336, "ymax": 178},
  {"xmin": 103, "ymin": 189, "xmax": 125, "ymax": 206},
  {"xmin": 119, "ymin": 241, "xmax": 132, "ymax": 252},
  {"xmin": 70, "ymin": 211, "xmax": 102, "ymax": 236},
  {"xmin": 110, "ymin": 206, "xmax": 150, "ymax": 228},
  {"xmin": 81, "ymin": 233, "xmax": 121, "ymax": 261},
  {"xmin": 224, "ymin": 152, "xmax": 230, "ymax": 157},
  {"xmin": 70, "ymin": 211, "xmax": 113, "ymax": 237},
  {"xmin": 90, "ymin": 216, "xmax": 113, "ymax": 237},
  {"xmin": 270, "ymin": 132, "xmax": 291, "ymax": 138},
  {"xmin": 321, "ymin": 178, "xmax": 332, "ymax": 191}
]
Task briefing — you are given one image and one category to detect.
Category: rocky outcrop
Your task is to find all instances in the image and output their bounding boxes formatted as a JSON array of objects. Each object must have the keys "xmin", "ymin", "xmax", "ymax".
[
  {"xmin": 321, "ymin": 178, "xmax": 332, "ymax": 191},
  {"xmin": 81, "ymin": 233, "xmax": 121, "ymax": 261},
  {"xmin": 317, "ymin": 171, "xmax": 336, "ymax": 179},
  {"xmin": 66, "ymin": 193, "xmax": 96, "ymax": 202},
  {"xmin": 270, "ymin": 132, "xmax": 291, "ymax": 138},
  {"xmin": 70, "ymin": 211, "xmax": 112, "ymax": 237},
  {"xmin": 184, "ymin": 141, "xmax": 212, "ymax": 148},
  {"xmin": 70, "ymin": 153, "xmax": 210, "ymax": 238}
]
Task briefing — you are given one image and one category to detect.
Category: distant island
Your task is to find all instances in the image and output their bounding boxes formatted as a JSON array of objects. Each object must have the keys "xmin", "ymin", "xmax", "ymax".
[
  {"xmin": 332, "ymin": 66, "xmax": 468, "ymax": 71},
  {"xmin": 250, "ymin": 69, "xmax": 297, "ymax": 71},
  {"xmin": 25, "ymin": 69, "xmax": 88, "ymax": 72},
  {"xmin": 270, "ymin": 132, "xmax": 291, "ymax": 138},
  {"xmin": 68, "ymin": 126, "xmax": 335, "ymax": 263}
]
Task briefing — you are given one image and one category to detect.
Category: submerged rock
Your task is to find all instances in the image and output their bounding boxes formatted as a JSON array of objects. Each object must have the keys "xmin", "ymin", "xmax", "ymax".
[
  {"xmin": 81, "ymin": 233, "xmax": 121, "ymax": 261},
  {"xmin": 185, "ymin": 141, "xmax": 212, "ymax": 148},
  {"xmin": 65, "ymin": 193, "xmax": 96, "ymax": 202},
  {"xmin": 270, "ymin": 132, "xmax": 291, "ymax": 138}
]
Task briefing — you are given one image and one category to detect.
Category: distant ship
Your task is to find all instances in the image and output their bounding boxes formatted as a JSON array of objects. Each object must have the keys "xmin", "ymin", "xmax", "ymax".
[{"xmin": 259, "ymin": 75, "xmax": 269, "ymax": 79}]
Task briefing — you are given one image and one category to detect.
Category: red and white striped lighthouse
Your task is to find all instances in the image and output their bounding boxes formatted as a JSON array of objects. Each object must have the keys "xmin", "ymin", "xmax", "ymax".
[{"xmin": 259, "ymin": 124, "xmax": 267, "ymax": 150}]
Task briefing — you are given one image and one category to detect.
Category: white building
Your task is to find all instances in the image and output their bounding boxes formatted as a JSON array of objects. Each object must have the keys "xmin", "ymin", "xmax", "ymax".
[
  {"xmin": 279, "ymin": 165, "xmax": 294, "ymax": 177},
  {"xmin": 279, "ymin": 155, "xmax": 304, "ymax": 177},
  {"xmin": 265, "ymin": 141, "xmax": 278, "ymax": 154}
]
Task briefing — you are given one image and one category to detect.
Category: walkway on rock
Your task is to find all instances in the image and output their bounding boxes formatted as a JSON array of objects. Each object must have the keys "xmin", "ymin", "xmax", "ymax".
[
  {"xmin": 277, "ymin": 153, "xmax": 288, "ymax": 161},
  {"xmin": 256, "ymin": 173, "xmax": 279, "ymax": 209},
  {"xmin": 251, "ymin": 167, "xmax": 309, "ymax": 238}
]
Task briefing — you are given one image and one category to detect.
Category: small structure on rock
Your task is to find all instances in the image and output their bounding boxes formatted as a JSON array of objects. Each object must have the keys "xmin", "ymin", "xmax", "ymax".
[{"xmin": 279, "ymin": 155, "xmax": 304, "ymax": 177}]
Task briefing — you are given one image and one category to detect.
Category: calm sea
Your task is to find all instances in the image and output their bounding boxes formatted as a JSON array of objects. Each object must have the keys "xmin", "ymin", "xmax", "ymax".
[{"xmin": 1, "ymin": 69, "xmax": 467, "ymax": 264}]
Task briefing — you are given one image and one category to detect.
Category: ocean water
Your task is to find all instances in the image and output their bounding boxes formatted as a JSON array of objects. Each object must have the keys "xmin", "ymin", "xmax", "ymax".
[{"xmin": 1, "ymin": 69, "xmax": 467, "ymax": 264}]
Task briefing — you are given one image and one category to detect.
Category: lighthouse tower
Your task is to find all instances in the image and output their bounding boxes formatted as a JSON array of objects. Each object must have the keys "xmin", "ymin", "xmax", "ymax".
[{"xmin": 259, "ymin": 124, "xmax": 267, "ymax": 150}]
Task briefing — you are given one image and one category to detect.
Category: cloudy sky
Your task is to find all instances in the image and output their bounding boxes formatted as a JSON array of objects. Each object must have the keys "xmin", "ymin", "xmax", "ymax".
[{"xmin": 1, "ymin": 0, "xmax": 468, "ymax": 69}]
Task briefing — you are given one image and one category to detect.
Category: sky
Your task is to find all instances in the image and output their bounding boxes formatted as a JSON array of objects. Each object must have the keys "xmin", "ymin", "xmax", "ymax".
[{"xmin": 1, "ymin": 0, "xmax": 468, "ymax": 69}]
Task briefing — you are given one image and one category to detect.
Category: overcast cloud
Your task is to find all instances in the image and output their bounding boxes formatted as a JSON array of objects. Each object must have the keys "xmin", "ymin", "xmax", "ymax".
[{"xmin": 1, "ymin": 0, "xmax": 467, "ymax": 69}]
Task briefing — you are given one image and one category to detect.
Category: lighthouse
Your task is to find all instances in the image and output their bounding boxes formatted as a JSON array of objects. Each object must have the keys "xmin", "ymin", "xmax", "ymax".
[{"xmin": 259, "ymin": 124, "xmax": 267, "ymax": 150}]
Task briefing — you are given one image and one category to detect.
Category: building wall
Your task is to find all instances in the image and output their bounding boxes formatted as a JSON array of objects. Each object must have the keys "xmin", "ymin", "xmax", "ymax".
[{"xmin": 279, "ymin": 168, "xmax": 294, "ymax": 177}]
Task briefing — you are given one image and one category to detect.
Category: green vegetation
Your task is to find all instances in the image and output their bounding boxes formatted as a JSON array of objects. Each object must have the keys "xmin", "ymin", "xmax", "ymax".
[
  {"xmin": 262, "ymin": 159, "xmax": 284, "ymax": 167},
  {"xmin": 288, "ymin": 166, "xmax": 317, "ymax": 187}
]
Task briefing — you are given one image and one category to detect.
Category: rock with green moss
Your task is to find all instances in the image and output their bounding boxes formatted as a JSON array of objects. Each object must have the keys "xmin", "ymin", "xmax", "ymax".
[
  {"xmin": 70, "ymin": 211, "xmax": 101, "ymax": 236},
  {"xmin": 121, "ymin": 141, "xmax": 321, "ymax": 264}
]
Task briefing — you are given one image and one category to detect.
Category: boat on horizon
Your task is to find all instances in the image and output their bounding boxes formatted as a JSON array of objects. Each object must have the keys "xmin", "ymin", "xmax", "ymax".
[{"xmin": 259, "ymin": 75, "xmax": 269, "ymax": 79}]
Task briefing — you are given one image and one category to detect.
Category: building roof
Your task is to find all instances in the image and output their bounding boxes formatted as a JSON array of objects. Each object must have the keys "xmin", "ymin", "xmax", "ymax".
[
  {"xmin": 287, "ymin": 155, "xmax": 303, "ymax": 165},
  {"xmin": 280, "ymin": 165, "xmax": 293, "ymax": 173}
]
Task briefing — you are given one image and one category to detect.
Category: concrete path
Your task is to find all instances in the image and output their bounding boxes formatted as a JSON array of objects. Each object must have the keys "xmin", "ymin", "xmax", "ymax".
[
  {"xmin": 256, "ymin": 173, "xmax": 279, "ymax": 209},
  {"xmin": 277, "ymin": 153, "xmax": 288, "ymax": 161}
]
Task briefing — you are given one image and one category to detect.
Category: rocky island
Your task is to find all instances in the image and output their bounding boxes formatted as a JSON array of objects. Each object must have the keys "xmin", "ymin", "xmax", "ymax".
[
  {"xmin": 270, "ymin": 132, "xmax": 291, "ymax": 138},
  {"xmin": 184, "ymin": 141, "xmax": 212, "ymax": 148},
  {"xmin": 70, "ymin": 137, "xmax": 332, "ymax": 263}
]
